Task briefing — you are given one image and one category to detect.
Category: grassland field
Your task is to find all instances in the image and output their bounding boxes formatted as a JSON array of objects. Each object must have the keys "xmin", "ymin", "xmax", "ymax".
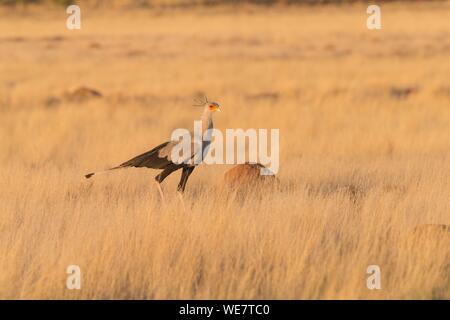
[{"xmin": 0, "ymin": 1, "xmax": 449, "ymax": 299}]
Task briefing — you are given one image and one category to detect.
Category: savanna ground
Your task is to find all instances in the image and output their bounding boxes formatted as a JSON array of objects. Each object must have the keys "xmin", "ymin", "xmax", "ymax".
[{"xmin": 1, "ymin": 1, "xmax": 450, "ymax": 299}]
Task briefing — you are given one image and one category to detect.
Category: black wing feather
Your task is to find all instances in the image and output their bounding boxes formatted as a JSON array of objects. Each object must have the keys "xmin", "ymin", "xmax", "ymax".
[{"xmin": 116, "ymin": 141, "xmax": 172, "ymax": 170}]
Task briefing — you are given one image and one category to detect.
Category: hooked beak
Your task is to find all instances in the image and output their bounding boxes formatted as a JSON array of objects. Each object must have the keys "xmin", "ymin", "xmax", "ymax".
[{"xmin": 209, "ymin": 104, "xmax": 221, "ymax": 112}]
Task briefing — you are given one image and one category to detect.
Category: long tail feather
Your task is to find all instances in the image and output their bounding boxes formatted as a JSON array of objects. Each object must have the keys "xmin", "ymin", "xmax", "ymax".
[
  {"xmin": 85, "ymin": 172, "xmax": 95, "ymax": 179},
  {"xmin": 84, "ymin": 166, "xmax": 122, "ymax": 179},
  {"xmin": 84, "ymin": 141, "xmax": 172, "ymax": 179}
]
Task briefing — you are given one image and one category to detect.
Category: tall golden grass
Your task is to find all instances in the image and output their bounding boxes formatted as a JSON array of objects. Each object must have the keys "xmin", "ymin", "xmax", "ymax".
[{"xmin": 0, "ymin": 2, "xmax": 449, "ymax": 299}]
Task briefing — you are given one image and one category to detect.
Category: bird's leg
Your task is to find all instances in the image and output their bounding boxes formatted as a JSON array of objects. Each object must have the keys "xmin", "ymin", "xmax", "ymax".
[
  {"xmin": 154, "ymin": 180, "xmax": 165, "ymax": 203},
  {"xmin": 176, "ymin": 167, "xmax": 195, "ymax": 209},
  {"xmin": 177, "ymin": 166, "xmax": 195, "ymax": 193},
  {"xmin": 154, "ymin": 164, "xmax": 181, "ymax": 203}
]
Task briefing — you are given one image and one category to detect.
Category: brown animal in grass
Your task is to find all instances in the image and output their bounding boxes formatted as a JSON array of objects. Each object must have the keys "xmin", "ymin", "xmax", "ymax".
[{"xmin": 222, "ymin": 163, "xmax": 278, "ymax": 192}]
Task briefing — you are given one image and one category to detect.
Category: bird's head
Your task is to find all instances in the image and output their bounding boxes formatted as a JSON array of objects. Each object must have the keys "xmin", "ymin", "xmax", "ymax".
[
  {"xmin": 207, "ymin": 101, "xmax": 221, "ymax": 112},
  {"xmin": 194, "ymin": 96, "xmax": 221, "ymax": 113}
]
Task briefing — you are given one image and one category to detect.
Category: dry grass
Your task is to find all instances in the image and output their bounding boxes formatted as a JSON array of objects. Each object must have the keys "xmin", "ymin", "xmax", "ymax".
[{"xmin": 1, "ymin": 2, "xmax": 450, "ymax": 299}]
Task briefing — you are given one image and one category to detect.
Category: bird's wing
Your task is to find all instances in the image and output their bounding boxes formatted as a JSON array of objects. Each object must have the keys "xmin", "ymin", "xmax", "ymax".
[
  {"xmin": 160, "ymin": 138, "xmax": 201, "ymax": 165},
  {"xmin": 85, "ymin": 141, "xmax": 177, "ymax": 179},
  {"xmin": 115, "ymin": 141, "xmax": 175, "ymax": 169},
  {"xmin": 85, "ymin": 137, "xmax": 200, "ymax": 179}
]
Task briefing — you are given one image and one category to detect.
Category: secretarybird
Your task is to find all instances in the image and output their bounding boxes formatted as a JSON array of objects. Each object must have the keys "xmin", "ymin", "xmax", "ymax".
[{"xmin": 85, "ymin": 98, "xmax": 221, "ymax": 200}]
